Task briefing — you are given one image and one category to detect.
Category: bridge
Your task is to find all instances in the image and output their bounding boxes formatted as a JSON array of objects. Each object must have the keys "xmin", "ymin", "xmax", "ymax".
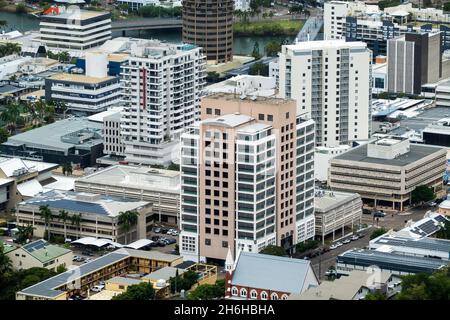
[{"xmin": 111, "ymin": 18, "xmax": 182, "ymax": 34}]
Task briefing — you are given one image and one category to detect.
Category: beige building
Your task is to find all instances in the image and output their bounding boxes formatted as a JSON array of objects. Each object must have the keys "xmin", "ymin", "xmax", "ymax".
[
  {"xmin": 314, "ymin": 189, "xmax": 362, "ymax": 244},
  {"xmin": 74, "ymin": 165, "xmax": 180, "ymax": 224},
  {"xmin": 329, "ymin": 137, "xmax": 446, "ymax": 212},
  {"xmin": 437, "ymin": 199, "xmax": 450, "ymax": 217},
  {"xmin": 5, "ymin": 239, "xmax": 72, "ymax": 271},
  {"xmin": 16, "ymin": 190, "xmax": 152, "ymax": 244},
  {"xmin": 180, "ymin": 94, "xmax": 316, "ymax": 262}
]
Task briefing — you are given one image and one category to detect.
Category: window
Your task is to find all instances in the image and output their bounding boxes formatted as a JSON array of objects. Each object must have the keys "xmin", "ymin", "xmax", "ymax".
[
  {"xmin": 271, "ymin": 293, "xmax": 279, "ymax": 300},
  {"xmin": 240, "ymin": 288, "xmax": 247, "ymax": 297},
  {"xmin": 206, "ymin": 108, "xmax": 212, "ymax": 115},
  {"xmin": 261, "ymin": 291, "xmax": 268, "ymax": 300},
  {"xmin": 281, "ymin": 294, "xmax": 288, "ymax": 300},
  {"xmin": 214, "ymin": 109, "xmax": 221, "ymax": 115},
  {"xmin": 222, "ymin": 241, "xmax": 228, "ymax": 248},
  {"xmin": 231, "ymin": 287, "xmax": 238, "ymax": 296},
  {"xmin": 258, "ymin": 114, "xmax": 264, "ymax": 120},
  {"xmin": 250, "ymin": 290, "xmax": 257, "ymax": 299},
  {"xmin": 205, "ymin": 238, "xmax": 211, "ymax": 245},
  {"xmin": 286, "ymin": 112, "xmax": 290, "ymax": 119}
]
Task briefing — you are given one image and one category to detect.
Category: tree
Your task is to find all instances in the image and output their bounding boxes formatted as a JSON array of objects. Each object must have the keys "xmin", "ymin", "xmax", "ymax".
[
  {"xmin": 16, "ymin": 3, "xmax": 26, "ymax": 14},
  {"xmin": 0, "ymin": 20, "xmax": 7, "ymax": 28},
  {"xmin": 112, "ymin": 282, "xmax": 155, "ymax": 300},
  {"xmin": 118, "ymin": 210, "xmax": 140, "ymax": 244},
  {"xmin": 0, "ymin": 243, "xmax": 12, "ymax": 275},
  {"xmin": 206, "ymin": 71, "xmax": 220, "ymax": 83},
  {"xmin": 396, "ymin": 267, "xmax": 450, "ymax": 300},
  {"xmin": 58, "ymin": 210, "xmax": 69, "ymax": 240},
  {"xmin": 70, "ymin": 213, "xmax": 82, "ymax": 239},
  {"xmin": 370, "ymin": 227, "xmax": 387, "ymax": 240},
  {"xmin": 15, "ymin": 225, "xmax": 34, "ymax": 244},
  {"xmin": 38, "ymin": 205, "xmax": 53, "ymax": 241},
  {"xmin": 167, "ymin": 162, "xmax": 180, "ymax": 171},
  {"xmin": 265, "ymin": 40, "xmax": 281, "ymax": 57},
  {"xmin": 295, "ymin": 240, "xmax": 319, "ymax": 253},
  {"xmin": 259, "ymin": 245, "xmax": 287, "ymax": 256},
  {"xmin": 248, "ymin": 61, "xmax": 269, "ymax": 76},
  {"xmin": 252, "ymin": 41, "xmax": 261, "ymax": 60},
  {"xmin": 445, "ymin": 2, "xmax": 450, "ymax": 12},
  {"xmin": 61, "ymin": 163, "xmax": 72, "ymax": 176},
  {"xmin": 187, "ymin": 279, "xmax": 225, "ymax": 300},
  {"xmin": 56, "ymin": 264, "xmax": 67, "ymax": 274},
  {"xmin": 1, "ymin": 103, "xmax": 23, "ymax": 134},
  {"xmin": 365, "ymin": 291, "xmax": 386, "ymax": 300},
  {"xmin": 169, "ymin": 270, "xmax": 199, "ymax": 293},
  {"xmin": 0, "ymin": 127, "xmax": 9, "ymax": 143},
  {"xmin": 411, "ymin": 185, "xmax": 435, "ymax": 204},
  {"xmin": 436, "ymin": 218, "xmax": 450, "ymax": 240}
]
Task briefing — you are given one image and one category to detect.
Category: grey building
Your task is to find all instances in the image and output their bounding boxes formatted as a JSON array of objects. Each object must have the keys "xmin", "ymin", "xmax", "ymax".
[{"xmin": 387, "ymin": 32, "xmax": 442, "ymax": 95}]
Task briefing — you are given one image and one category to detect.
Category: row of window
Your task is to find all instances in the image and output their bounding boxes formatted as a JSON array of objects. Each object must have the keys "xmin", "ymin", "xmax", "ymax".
[{"xmin": 230, "ymin": 287, "xmax": 288, "ymax": 300}]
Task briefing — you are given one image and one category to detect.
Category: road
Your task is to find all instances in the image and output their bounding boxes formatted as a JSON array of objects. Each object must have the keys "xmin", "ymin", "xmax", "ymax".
[
  {"xmin": 225, "ymin": 56, "xmax": 277, "ymax": 77},
  {"xmin": 310, "ymin": 206, "xmax": 435, "ymax": 280}
]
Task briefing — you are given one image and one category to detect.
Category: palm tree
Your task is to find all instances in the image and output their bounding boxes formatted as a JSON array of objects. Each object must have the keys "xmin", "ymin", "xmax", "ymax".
[
  {"xmin": 39, "ymin": 205, "xmax": 53, "ymax": 241},
  {"xmin": 62, "ymin": 163, "xmax": 72, "ymax": 176},
  {"xmin": 0, "ymin": 103, "xmax": 23, "ymax": 134},
  {"xmin": 0, "ymin": 243, "xmax": 12, "ymax": 275},
  {"xmin": 58, "ymin": 210, "xmax": 69, "ymax": 240},
  {"xmin": 70, "ymin": 213, "xmax": 82, "ymax": 239},
  {"xmin": 16, "ymin": 224, "xmax": 34, "ymax": 244},
  {"xmin": 118, "ymin": 210, "xmax": 140, "ymax": 244}
]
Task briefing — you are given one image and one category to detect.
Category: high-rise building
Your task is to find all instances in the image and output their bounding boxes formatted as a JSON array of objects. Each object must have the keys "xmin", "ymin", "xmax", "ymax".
[
  {"xmin": 387, "ymin": 32, "xmax": 442, "ymax": 95},
  {"xmin": 278, "ymin": 40, "xmax": 372, "ymax": 148},
  {"xmin": 39, "ymin": 7, "xmax": 111, "ymax": 54},
  {"xmin": 182, "ymin": 0, "xmax": 234, "ymax": 63},
  {"xmin": 120, "ymin": 40, "xmax": 206, "ymax": 165},
  {"xmin": 179, "ymin": 94, "xmax": 315, "ymax": 263}
]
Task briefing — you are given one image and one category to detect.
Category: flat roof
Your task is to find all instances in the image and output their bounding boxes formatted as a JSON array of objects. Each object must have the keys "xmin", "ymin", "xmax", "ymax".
[
  {"xmin": 142, "ymin": 266, "xmax": 185, "ymax": 282},
  {"xmin": 284, "ymin": 40, "xmax": 367, "ymax": 51},
  {"xmin": 373, "ymin": 236, "xmax": 450, "ymax": 254},
  {"xmin": 0, "ymin": 157, "xmax": 58, "ymax": 176},
  {"xmin": 203, "ymin": 93, "xmax": 295, "ymax": 105},
  {"xmin": 202, "ymin": 114, "xmax": 254, "ymax": 128},
  {"xmin": 333, "ymin": 143, "xmax": 445, "ymax": 167},
  {"xmin": 338, "ymin": 249, "xmax": 448, "ymax": 274},
  {"xmin": 87, "ymin": 107, "xmax": 123, "ymax": 123},
  {"xmin": 120, "ymin": 248, "xmax": 181, "ymax": 263},
  {"xmin": 75, "ymin": 165, "xmax": 180, "ymax": 194},
  {"xmin": 48, "ymin": 73, "xmax": 115, "ymax": 84},
  {"xmin": 1, "ymin": 241, "xmax": 18, "ymax": 254},
  {"xmin": 22, "ymin": 240, "xmax": 71, "ymax": 264},
  {"xmin": 43, "ymin": 9, "xmax": 109, "ymax": 20},
  {"xmin": 315, "ymin": 190, "xmax": 361, "ymax": 212},
  {"xmin": 105, "ymin": 276, "xmax": 143, "ymax": 286},
  {"xmin": 5, "ymin": 117, "xmax": 102, "ymax": 152},
  {"xmin": 237, "ymin": 123, "xmax": 272, "ymax": 134}
]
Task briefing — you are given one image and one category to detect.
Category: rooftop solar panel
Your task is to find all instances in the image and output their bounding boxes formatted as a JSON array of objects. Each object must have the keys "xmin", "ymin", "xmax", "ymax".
[
  {"xmin": 28, "ymin": 199, "xmax": 109, "ymax": 215},
  {"xmin": 434, "ymin": 215, "xmax": 447, "ymax": 223},
  {"xmin": 23, "ymin": 240, "xmax": 47, "ymax": 253}
]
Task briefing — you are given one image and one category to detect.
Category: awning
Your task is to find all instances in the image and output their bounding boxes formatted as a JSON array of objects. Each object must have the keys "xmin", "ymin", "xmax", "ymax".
[
  {"xmin": 123, "ymin": 239, "xmax": 154, "ymax": 250},
  {"xmin": 71, "ymin": 237, "xmax": 97, "ymax": 245}
]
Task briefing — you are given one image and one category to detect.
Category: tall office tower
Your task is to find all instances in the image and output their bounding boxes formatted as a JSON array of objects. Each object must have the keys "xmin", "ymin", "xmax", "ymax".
[
  {"xmin": 387, "ymin": 32, "xmax": 442, "ymax": 95},
  {"xmin": 120, "ymin": 41, "xmax": 206, "ymax": 165},
  {"xmin": 179, "ymin": 94, "xmax": 315, "ymax": 263},
  {"xmin": 182, "ymin": 0, "xmax": 234, "ymax": 63},
  {"xmin": 39, "ymin": 7, "xmax": 111, "ymax": 53},
  {"xmin": 278, "ymin": 40, "xmax": 372, "ymax": 148}
]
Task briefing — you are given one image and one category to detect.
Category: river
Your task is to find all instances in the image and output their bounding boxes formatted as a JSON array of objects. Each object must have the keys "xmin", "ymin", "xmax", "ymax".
[{"xmin": 0, "ymin": 12, "xmax": 294, "ymax": 55}]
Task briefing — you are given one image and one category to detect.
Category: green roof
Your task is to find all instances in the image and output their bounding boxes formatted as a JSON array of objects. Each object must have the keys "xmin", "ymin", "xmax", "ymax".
[
  {"xmin": 22, "ymin": 240, "xmax": 72, "ymax": 263},
  {"xmin": 1, "ymin": 241, "xmax": 18, "ymax": 254}
]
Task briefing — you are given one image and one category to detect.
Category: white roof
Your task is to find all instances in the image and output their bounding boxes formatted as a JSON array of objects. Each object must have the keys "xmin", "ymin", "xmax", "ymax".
[
  {"xmin": 17, "ymin": 180, "xmax": 44, "ymax": 197},
  {"xmin": 72, "ymin": 237, "xmax": 98, "ymax": 245},
  {"xmin": 87, "ymin": 107, "xmax": 123, "ymax": 123},
  {"xmin": 71, "ymin": 237, "xmax": 123, "ymax": 248},
  {"xmin": 0, "ymin": 157, "xmax": 58, "ymax": 177},
  {"xmin": 123, "ymin": 239, "xmax": 153, "ymax": 250},
  {"xmin": 43, "ymin": 175, "xmax": 76, "ymax": 191},
  {"xmin": 90, "ymin": 239, "xmax": 114, "ymax": 247},
  {"xmin": 439, "ymin": 200, "xmax": 450, "ymax": 209}
]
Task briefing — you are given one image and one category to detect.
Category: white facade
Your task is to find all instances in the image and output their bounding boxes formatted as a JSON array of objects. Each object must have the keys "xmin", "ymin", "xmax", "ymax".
[
  {"xmin": 234, "ymin": 0, "xmax": 250, "ymax": 12},
  {"xmin": 269, "ymin": 59, "xmax": 279, "ymax": 87},
  {"xmin": 204, "ymin": 75, "xmax": 276, "ymax": 97},
  {"xmin": 116, "ymin": 0, "xmax": 182, "ymax": 11},
  {"xmin": 278, "ymin": 40, "xmax": 372, "ymax": 148},
  {"xmin": 120, "ymin": 40, "xmax": 206, "ymax": 165},
  {"xmin": 104, "ymin": 109, "xmax": 125, "ymax": 156},
  {"xmin": 314, "ymin": 144, "xmax": 351, "ymax": 182},
  {"xmin": 39, "ymin": 8, "xmax": 111, "ymax": 53}
]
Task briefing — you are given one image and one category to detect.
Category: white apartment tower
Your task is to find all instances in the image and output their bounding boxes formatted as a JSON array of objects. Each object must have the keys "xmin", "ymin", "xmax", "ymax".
[
  {"xmin": 278, "ymin": 40, "xmax": 372, "ymax": 148},
  {"xmin": 120, "ymin": 41, "xmax": 206, "ymax": 165}
]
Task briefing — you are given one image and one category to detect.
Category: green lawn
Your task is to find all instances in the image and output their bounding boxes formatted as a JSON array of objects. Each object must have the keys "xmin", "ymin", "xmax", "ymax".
[{"xmin": 234, "ymin": 20, "xmax": 304, "ymax": 37}]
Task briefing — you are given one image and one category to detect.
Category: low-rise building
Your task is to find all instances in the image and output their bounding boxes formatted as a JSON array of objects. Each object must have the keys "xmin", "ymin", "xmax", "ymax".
[
  {"xmin": 422, "ymin": 118, "xmax": 450, "ymax": 147},
  {"xmin": 0, "ymin": 117, "xmax": 104, "ymax": 168},
  {"xmin": 329, "ymin": 137, "xmax": 447, "ymax": 212},
  {"xmin": 16, "ymin": 248, "xmax": 183, "ymax": 300},
  {"xmin": 336, "ymin": 248, "xmax": 448, "ymax": 276},
  {"xmin": 314, "ymin": 145, "xmax": 351, "ymax": 182},
  {"xmin": 5, "ymin": 239, "xmax": 72, "ymax": 271},
  {"xmin": 224, "ymin": 250, "xmax": 319, "ymax": 300},
  {"xmin": 438, "ymin": 198, "xmax": 450, "ymax": 216},
  {"xmin": 314, "ymin": 190, "xmax": 362, "ymax": 244},
  {"xmin": 435, "ymin": 79, "xmax": 450, "ymax": 107},
  {"xmin": 290, "ymin": 269, "xmax": 396, "ymax": 300},
  {"xmin": 16, "ymin": 190, "xmax": 152, "ymax": 244},
  {"xmin": 74, "ymin": 165, "xmax": 180, "ymax": 224}
]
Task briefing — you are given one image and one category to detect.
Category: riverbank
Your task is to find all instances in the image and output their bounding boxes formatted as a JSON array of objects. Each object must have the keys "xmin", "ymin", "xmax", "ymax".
[
  {"xmin": 0, "ymin": 3, "xmax": 33, "ymax": 14},
  {"xmin": 233, "ymin": 19, "xmax": 304, "ymax": 37}
]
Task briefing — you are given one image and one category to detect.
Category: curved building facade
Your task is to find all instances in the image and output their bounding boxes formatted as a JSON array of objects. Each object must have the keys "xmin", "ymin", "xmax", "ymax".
[{"xmin": 182, "ymin": 0, "xmax": 234, "ymax": 64}]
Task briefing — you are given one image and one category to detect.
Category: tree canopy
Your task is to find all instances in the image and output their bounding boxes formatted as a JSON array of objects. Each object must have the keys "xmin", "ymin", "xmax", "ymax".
[
  {"xmin": 169, "ymin": 270, "xmax": 199, "ymax": 293},
  {"xmin": 265, "ymin": 40, "xmax": 282, "ymax": 57},
  {"xmin": 249, "ymin": 62, "xmax": 269, "ymax": 76},
  {"xmin": 112, "ymin": 282, "xmax": 156, "ymax": 300},
  {"xmin": 188, "ymin": 279, "xmax": 225, "ymax": 300},
  {"xmin": 411, "ymin": 185, "xmax": 435, "ymax": 204},
  {"xmin": 370, "ymin": 227, "xmax": 388, "ymax": 240},
  {"xmin": 259, "ymin": 245, "xmax": 287, "ymax": 256},
  {"xmin": 396, "ymin": 267, "xmax": 450, "ymax": 300}
]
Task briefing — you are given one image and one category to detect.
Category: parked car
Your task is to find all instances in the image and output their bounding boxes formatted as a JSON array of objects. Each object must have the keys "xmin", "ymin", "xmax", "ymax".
[
  {"xmin": 82, "ymin": 251, "xmax": 94, "ymax": 256},
  {"xmin": 75, "ymin": 257, "xmax": 85, "ymax": 262},
  {"xmin": 329, "ymin": 244, "xmax": 338, "ymax": 250},
  {"xmin": 156, "ymin": 240, "xmax": 166, "ymax": 247},
  {"xmin": 153, "ymin": 228, "xmax": 161, "ymax": 233},
  {"xmin": 151, "ymin": 236, "xmax": 160, "ymax": 241},
  {"xmin": 373, "ymin": 211, "xmax": 386, "ymax": 218},
  {"xmin": 69, "ymin": 295, "xmax": 83, "ymax": 300},
  {"xmin": 335, "ymin": 241, "xmax": 343, "ymax": 247},
  {"xmin": 161, "ymin": 228, "xmax": 169, "ymax": 234},
  {"xmin": 351, "ymin": 235, "xmax": 359, "ymax": 241},
  {"xmin": 342, "ymin": 239, "xmax": 351, "ymax": 244},
  {"xmin": 84, "ymin": 258, "xmax": 93, "ymax": 264},
  {"xmin": 72, "ymin": 255, "xmax": 80, "ymax": 261},
  {"xmin": 91, "ymin": 284, "xmax": 105, "ymax": 292},
  {"xmin": 362, "ymin": 208, "xmax": 372, "ymax": 215}
]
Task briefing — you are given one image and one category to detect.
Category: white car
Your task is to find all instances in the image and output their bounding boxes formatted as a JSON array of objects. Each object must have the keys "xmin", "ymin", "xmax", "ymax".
[
  {"xmin": 351, "ymin": 235, "xmax": 359, "ymax": 241},
  {"xmin": 91, "ymin": 284, "xmax": 105, "ymax": 292},
  {"xmin": 342, "ymin": 239, "xmax": 351, "ymax": 244},
  {"xmin": 336, "ymin": 242, "xmax": 343, "ymax": 247},
  {"xmin": 329, "ymin": 244, "xmax": 338, "ymax": 250}
]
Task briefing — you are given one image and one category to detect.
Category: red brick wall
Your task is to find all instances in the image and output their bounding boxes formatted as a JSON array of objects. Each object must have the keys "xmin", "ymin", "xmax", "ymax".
[{"xmin": 225, "ymin": 277, "xmax": 290, "ymax": 300}]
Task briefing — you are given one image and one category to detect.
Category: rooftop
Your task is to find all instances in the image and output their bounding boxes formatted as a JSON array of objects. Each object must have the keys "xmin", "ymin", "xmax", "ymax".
[
  {"xmin": 21, "ymin": 240, "xmax": 72, "ymax": 264},
  {"xmin": 0, "ymin": 157, "xmax": 58, "ymax": 177},
  {"xmin": 75, "ymin": 165, "xmax": 179, "ymax": 194},
  {"xmin": 42, "ymin": 9, "xmax": 110, "ymax": 20},
  {"xmin": 337, "ymin": 249, "xmax": 448, "ymax": 274},
  {"xmin": 333, "ymin": 142, "xmax": 445, "ymax": 167},
  {"xmin": 314, "ymin": 190, "xmax": 361, "ymax": 213},
  {"xmin": 4, "ymin": 117, "xmax": 102, "ymax": 152},
  {"xmin": 141, "ymin": 266, "xmax": 186, "ymax": 282},
  {"xmin": 284, "ymin": 40, "xmax": 367, "ymax": 51},
  {"xmin": 47, "ymin": 73, "xmax": 115, "ymax": 84},
  {"xmin": 372, "ymin": 235, "xmax": 450, "ymax": 254},
  {"xmin": 293, "ymin": 270, "xmax": 392, "ymax": 300},
  {"xmin": 231, "ymin": 252, "xmax": 317, "ymax": 294},
  {"xmin": 202, "ymin": 113, "xmax": 254, "ymax": 128},
  {"xmin": 105, "ymin": 276, "xmax": 143, "ymax": 286},
  {"xmin": 87, "ymin": 107, "xmax": 123, "ymax": 123},
  {"xmin": 20, "ymin": 190, "xmax": 150, "ymax": 217},
  {"xmin": 203, "ymin": 92, "xmax": 294, "ymax": 105},
  {"xmin": 1, "ymin": 241, "xmax": 18, "ymax": 254}
]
